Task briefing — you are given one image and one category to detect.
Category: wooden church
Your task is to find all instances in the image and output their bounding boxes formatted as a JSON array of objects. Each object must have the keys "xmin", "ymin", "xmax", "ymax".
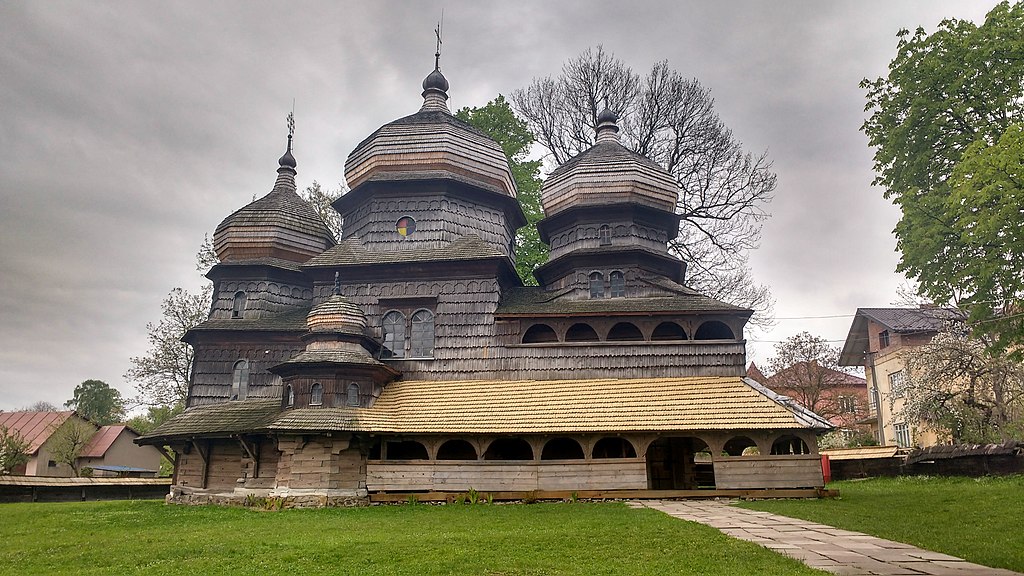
[{"xmin": 138, "ymin": 59, "xmax": 832, "ymax": 506}]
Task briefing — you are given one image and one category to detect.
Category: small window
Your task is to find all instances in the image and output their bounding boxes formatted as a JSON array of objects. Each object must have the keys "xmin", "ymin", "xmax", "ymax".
[
  {"xmin": 232, "ymin": 291, "xmax": 247, "ymax": 319},
  {"xmin": 285, "ymin": 384, "xmax": 294, "ymax": 407},
  {"xmin": 599, "ymin": 225, "xmax": 611, "ymax": 246},
  {"xmin": 609, "ymin": 271, "xmax": 625, "ymax": 298},
  {"xmin": 381, "ymin": 311, "xmax": 406, "ymax": 358},
  {"xmin": 589, "ymin": 272, "xmax": 604, "ymax": 298},
  {"xmin": 310, "ymin": 383, "xmax": 323, "ymax": 406},
  {"xmin": 231, "ymin": 360, "xmax": 249, "ymax": 401},
  {"xmin": 396, "ymin": 216, "xmax": 416, "ymax": 237},
  {"xmin": 346, "ymin": 383, "xmax": 360, "ymax": 407},
  {"xmin": 879, "ymin": 330, "xmax": 890, "ymax": 349},
  {"xmin": 839, "ymin": 396, "xmax": 857, "ymax": 414},
  {"xmin": 409, "ymin": 309, "xmax": 435, "ymax": 358},
  {"xmin": 894, "ymin": 422, "xmax": 911, "ymax": 448},
  {"xmin": 889, "ymin": 370, "xmax": 907, "ymax": 397}
]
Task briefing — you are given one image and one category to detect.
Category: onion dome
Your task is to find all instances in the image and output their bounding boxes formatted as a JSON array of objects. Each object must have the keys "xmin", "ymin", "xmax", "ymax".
[
  {"xmin": 214, "ymin": 135, "xmax": 335, "ymax": 263},
  {"xmin": 540, "ymin": 109, "xmax": 680, "ymax": 217},
  {"xmin": 343, "ymin": 65, "xmax": 516, "ymax": 198},
  {"xmin": 306, "ymin": 276, "xmax": 367, "ymax": 335}
]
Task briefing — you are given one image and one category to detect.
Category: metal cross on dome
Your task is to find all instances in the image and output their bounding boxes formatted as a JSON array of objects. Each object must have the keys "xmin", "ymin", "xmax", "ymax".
[{"xmin": 287, "ymin": 111, "xmax": 295, "ymax": 138}]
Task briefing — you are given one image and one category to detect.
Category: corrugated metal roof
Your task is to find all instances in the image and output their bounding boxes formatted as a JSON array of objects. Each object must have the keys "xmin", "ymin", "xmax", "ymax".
[
  {"xmin": 0, "ymin": 411, "xmax": 74, "ymax": 454},
  {"xmin": 80, "ymin": 425, "xmax": 130, "ymax": 458}
]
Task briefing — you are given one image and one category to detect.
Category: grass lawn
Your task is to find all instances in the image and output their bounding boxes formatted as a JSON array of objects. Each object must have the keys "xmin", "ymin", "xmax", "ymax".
[
  {"xmin": 0, "ymin": 500, "xmax": 826, "ymax": 576},
  {"xmin": 739, "ymin": 475, "xmax": 1024, "ymax": 572}
]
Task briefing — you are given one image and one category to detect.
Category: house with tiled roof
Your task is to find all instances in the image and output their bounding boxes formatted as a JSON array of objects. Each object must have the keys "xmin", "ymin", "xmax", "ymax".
[
  {"xmin": 138, "ymin": 58, "xmax": 832, "ymax": 505},
  {"xmin": 839, "ymin": 306, "xmax": 964, "ymax": 448},
  {"xmin": 747, "ymin": 361, "xmax": 871, "ymax": 438},
  {"xmin": 0, "ymin": 412, "xmax": 161, "ymax": 477}
]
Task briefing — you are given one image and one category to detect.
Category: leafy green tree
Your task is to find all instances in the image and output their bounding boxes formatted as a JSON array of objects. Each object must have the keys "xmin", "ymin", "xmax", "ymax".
[
  {"xmin": 513, "ymin": 47, "xmax": 775, "ymax": 321},
  {"xmin": 301, "ymin": 181, "xmax": 345, "ymax": 241},
  {"xmin": 126, "ymin": 404, "xmax": 184, "ymax": 435},
  {"xmin": 64, "ymin": 380, "xmax": 125, "ymax": 425},
  {"xmin": 861, "ymin": 2, "xmax": 1024, "ymax": 351},
  {"xmin": 456, "ymin": 95, "xmax": 546, "ymax": 285},
  {"xmin": 0, "ymin": 425, "xmax": 30, "ymax": 475}
]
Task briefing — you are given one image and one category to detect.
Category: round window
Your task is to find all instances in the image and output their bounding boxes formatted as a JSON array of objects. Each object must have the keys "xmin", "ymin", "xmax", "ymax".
[{"xmin": 396, "ymin": 216, "xmax": 416, "ymax": 237}]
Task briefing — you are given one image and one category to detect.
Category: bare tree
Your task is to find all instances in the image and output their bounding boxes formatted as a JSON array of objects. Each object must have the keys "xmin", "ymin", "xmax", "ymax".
[
  {"xmin": 900, "ymin": 325, "xmax": 1024, "ymax": 444},
  {"xmin": 21, "ymin": 401, "xmax": 60, "ymax": 412},
  {"xmin": 48, "ymin": 420, "xmax": 95, "ymax": 477},
  {"xmin": 767, "ymin": 332, "xmax": 863, "ymax": 422},
  {"xmin": 125, "ymin": 285, "xmax": 212, "ymax": 407},
  {"xmin": 0, "ymin": 425, "xmax": 30, "ymax": 475},
  {"xmin": 513, "ymin": 47, "xmax": 776, "ymax": 325}
]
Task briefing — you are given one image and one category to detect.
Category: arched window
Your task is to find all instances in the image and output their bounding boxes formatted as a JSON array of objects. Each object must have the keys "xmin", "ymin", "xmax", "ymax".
[
  {"xmin": 592, "ymin": 437, "xmax": 637, "ymax": 458},
  {"xmin": 437, "ymin": 439, "xmax": 478, "ymax": 460},
  {"xmin": 231, "ymin": 360, "xmax": 249, "ymax": 401},
  {"xmin": 607, "ymin": 322, "xmax": 643, "ymax": 341},
  {"xmin": 409, "ymin": 309, "xmax": 434, "ymax": 358},
  {"xmin": 609, "ymin": 271, "xmax": 625, "ymax": 297},
  {"xmin": 310, "ymin": 382, "xmax": 323, "ymax": 406},
  {"xmin": 232, "ymin": 292, "xmax": 246, "ymax": 319},
  {"xmin": 541, "ymin": 437, "xmax": 584, "ymax": 460},
  {"xmin": 599, "ymin": 225, "xmax": 611, "ymax": 246},
  {"xmin": 771, "ymin": 435, "xmax": 811, "ymax": 455},
  {"xmin": 695, "ymin": 321, "xmax": 734, "ymax": 340},
  {"xmin": 522, "ymin": 324, "xmax": 558, "ymax": 343},
  {"xmin": 722, "ymin": 436, "xmax": 758, "ymax": 456},
  {"xmin": 483, "ymin": 438, "xmax": 534, "ymax": 460},
  {"xmin": 565, "ymin": 323, "xmax": 600, "ymax": 342},
  {"xmin": 346, "ymin": 383, "xmax": 360, "ymax": 407},
  {"xmin": 652, "ymin": 322, "xmax": 687, "ymax": 341},
  {"xmin": 589, "ymin": 272, "xmax": 604, "ymax": 298},
  {"xmin": 381, "ymin": 310, "xmax": 406, "ymax": 358},
  {"xmin": 285, "ymin": 384, "xmax": 294, "ymax": 407}
]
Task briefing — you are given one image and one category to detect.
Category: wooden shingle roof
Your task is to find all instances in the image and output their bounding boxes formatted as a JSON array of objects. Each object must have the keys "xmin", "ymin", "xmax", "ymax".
[
  {"xmin": 303, "ymin": 235, "xmax": 505, "ymax": 268},
  {"xmin": 496, "ymin": 286, "xmax": 746, "ymax": 316}
]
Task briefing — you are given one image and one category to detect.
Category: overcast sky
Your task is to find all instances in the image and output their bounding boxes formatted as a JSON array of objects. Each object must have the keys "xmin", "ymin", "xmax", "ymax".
[{"xmin": 0, "ymin": 1, "xmax": 995, "ymax": 411}]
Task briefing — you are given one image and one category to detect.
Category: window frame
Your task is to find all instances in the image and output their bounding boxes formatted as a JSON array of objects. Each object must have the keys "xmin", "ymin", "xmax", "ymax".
[
  {"xmin": 380, "ymin": 305, "xmax": 436, "ymax": 360},
  {"xmin": 888, "ymin": 370, "xmax": 907, "ymax": 398},
  {"xmin": 609, "ymin": 271, "xmax": 625, "ymax": 298},
  {"xmin": 232, "ymin": 291, "xmax": 247, "ymax": 319},
  {"xmin": 310, "ymin": 382, "xmax": 324, "ymax": 406},
  {"xmin": 589, "ymin": 272, "xmax": 605, "ymax": 299},
  {"xmin": 231, "ymin": 359, "xmax": 249, "ymax": 401}
]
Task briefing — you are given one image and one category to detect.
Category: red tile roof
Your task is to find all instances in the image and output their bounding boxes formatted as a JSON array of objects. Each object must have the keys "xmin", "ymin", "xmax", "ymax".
[
  {"xmin": 80, "ymin": 425, "xmax": 130, "ymax": 458},
  {"xmin": 0, "ymin": 411, "xmax": 74, "ymax": 454}
]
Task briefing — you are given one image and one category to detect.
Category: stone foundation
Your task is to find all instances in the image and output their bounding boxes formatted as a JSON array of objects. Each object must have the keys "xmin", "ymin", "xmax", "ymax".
[{"xmin": 167, "ymin": 485, "xmax": 369, "ymax": 508}]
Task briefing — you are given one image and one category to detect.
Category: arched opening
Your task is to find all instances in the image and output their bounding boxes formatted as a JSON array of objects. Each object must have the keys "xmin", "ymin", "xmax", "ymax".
[
  {"xmin": 722, "ymin": 436, "xmax": 759, "ymax": 456},
  {"xmin": 384, "ymin": 440, "xmax": 429, "ymax": 460},
  {"xmin": 346, "ymin": 383, "xmax": 360, "ymax": 407},
  {"xmin": 381, "ymin": 310, "xmax": 406, "ymax": 358},
  {"xmin": 310, "ymin": 382, "xmax": 323, "ymax": 406},
  {"xmin": 409, "ymin": 309, "xmax": 434, "ymax": 358},
  {"xmin": 695, "ymin": 321, "xmax": 734, "ymax": 340},
  {"xmin": 651, "ymin": 322, "xmax": 687, "ymax": 341},
  {"xmin": 607, "ymin": 322, "xmax": 643, "ymax": 341},
  {"xmin": 437, "ymin": 439, "xmax": 478, "ymax": 460},
  {"xmin": 522, "ymin": 324, "xmax": 558, "ymax": 344},
  {"xmin": 284, "ymin": 384, "xmax": 294, "ymax": 407},
  {"xmin": 589, "ymin": 272, "xmax": 604, "ymax": 298},
  {"xmin": 482, "ymin": 438, "xmax": 534, "ymax": 460},
  {"xmin": 771, "ymin": 434, "xmax": 811, "ymax": 455},
  {"xmin": 609, "ymin": 271, "xmax": 625, "ymax": 297},
  {"xmin": 541, "ymin": 437, "xmax": 584, "ymax": 460},
  {"xmin": 231, "ymin": 360, "xmax": 249, "ymax": 401},
  {"xmin": 592, "ymin": 437, "xmax": 637, "ymax": 459},
  {"xmin": 646, "ymin": 437, "xmax": 715, "ymax": 489},
  {"xmin": 565, "ymin": 323, "xmax": 599, "ymax": 342},
  {"xmin": 232, "ymin": 291, "xmax": 247, "ymax": 319}
]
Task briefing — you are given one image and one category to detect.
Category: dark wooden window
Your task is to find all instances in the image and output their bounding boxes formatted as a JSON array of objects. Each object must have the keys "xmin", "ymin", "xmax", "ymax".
[
  {"xmin": 599, "ymin": 225, "xmax": 611, "ymax": 246},
  {"xmin": 381, "ymin": 310, "xmax": 406, "ymax": 358},
  {"xmin": 522, "ymin": 324, "xmax": 558, "ymax": 343},
  {"xmin": 346, "ymin": 383, "xmax": 360, "ymax": 407},
  {"xmin": 483, "ymin": 438, "xmax": 533, "ymax": 460},
  {"xmin": 609, "ymin": 271, "xmax": 625, "ymax": 297},
  {"xmin": 589, "ymin": 272, "xmax": 604, "ymax": 298},
  {"xmin": 285, "ymin": 384, "xmax": 294, "ymax": 407},
  {"xmin": 232, "ymin": 291, "xmax": 246, "ymax": 319},
  {"xmin": 694, "ymin": 321, "xmax": 734, "ymax": 340},
  {"xmin": 770, "ymin": 435, "xmax": 810, "ymax": 455},
  {"xmin": 541, "ymin": 437, "xmax": 585, "ymax": 460},
  {"xmin": 409, "ymin": 309, "xmax": 434, "ymax": 358},
  {"xmin": 879, "ymin": 330, "xmax": 890, "ymax": 348},
  {"xmin": 565, "ymin": 323, "xmax": 599, "ymax": 342},
  {"xmin": 231, "ymin": 360, "xmax": 249, "ymax": 401},
  {"xmin": 592, "ymin": 437, "xmax": 636, "ymax": 458},
  {"xmin": 437, "ymin": 439, "xmax": 478, "ymax": 460},
  {"xmin": 310, "ymin": 383, "xmax": 323, "ymax": 406},
  {"xmin": 607, "ymin": 322, "xmax": 643, "ymax": 341},
  {"xmin": 652, "ymin": 322, "xmax": 687, "ymax": 340}
]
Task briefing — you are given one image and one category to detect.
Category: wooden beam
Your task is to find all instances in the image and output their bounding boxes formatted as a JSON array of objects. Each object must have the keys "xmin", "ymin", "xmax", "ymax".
[
  {"xmin": 153, "ymin": 445, "xmax": 174, "ymax": 464},
  {"xmin": 191, "ymin": 440, "xmax": 209, "ymax": 489},
  {"xmin": 368, "ymin": 488, "xmax": 838, "ymax": 503},
  {"xmin": 237, "ymin": 435, "xmax": 260, "ymax": 479}
]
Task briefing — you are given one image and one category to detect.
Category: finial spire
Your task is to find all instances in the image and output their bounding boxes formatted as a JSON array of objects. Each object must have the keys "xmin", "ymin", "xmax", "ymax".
[
  {"xmin": 434, "ymin": 12, "xmax": 444, "ymax": 70},
  {"xmin": 333, "ymin": 271, "xmax": 341, "ymax": 296},
  {"xmin": 595, "ymin": 97, "xmax": 620, "ymax": 143},
  {"xmin": 278, "ymin": 110, "xmax": 297, "ymax": 174},
  {"xmin": 421, "ymin": 17, "xmax": 450, "ymax": 113}
]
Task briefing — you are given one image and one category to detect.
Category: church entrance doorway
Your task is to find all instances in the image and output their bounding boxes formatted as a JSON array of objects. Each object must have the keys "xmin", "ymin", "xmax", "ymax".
[{"xmin": 646, "ymin": 436, "xmax": 716, "ymax": 490}]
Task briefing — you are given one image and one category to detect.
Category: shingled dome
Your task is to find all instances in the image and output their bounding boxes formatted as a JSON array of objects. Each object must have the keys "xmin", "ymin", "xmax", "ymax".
[
  {"xmin": 306, "ymin": 294, "xmax": 367, "ymax": 336},
  {"xmin": 343, "ymin": 66, "xmax": 516, "ymax": 198},
  {"xmin": 540, "ymin": 110, "xmax": 680, "ymax": 217},
  {"xmin": 214, "ymin": 136, "xmax": 335, "ymax": 263}
]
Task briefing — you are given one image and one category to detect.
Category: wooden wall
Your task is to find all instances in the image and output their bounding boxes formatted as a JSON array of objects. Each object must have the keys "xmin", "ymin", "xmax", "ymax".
[
  {"xmin": 366, "ymin": 460, "xmax": 647, "ymax": 492},
  {"xmin": 714, "ymin": 455, "xmax": 824, "ymax": 489}
]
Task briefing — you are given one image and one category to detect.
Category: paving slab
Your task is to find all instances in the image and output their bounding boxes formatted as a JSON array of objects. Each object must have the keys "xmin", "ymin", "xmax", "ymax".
[{"xmin": 639, "ymin": 500, "xmax": 1021, "ymax": 576}]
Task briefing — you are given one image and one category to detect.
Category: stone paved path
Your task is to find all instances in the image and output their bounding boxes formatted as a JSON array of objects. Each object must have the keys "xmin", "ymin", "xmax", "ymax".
[{"xmin": 634, "ymin": 500, "xmax": 1021, "ymax": 576}]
